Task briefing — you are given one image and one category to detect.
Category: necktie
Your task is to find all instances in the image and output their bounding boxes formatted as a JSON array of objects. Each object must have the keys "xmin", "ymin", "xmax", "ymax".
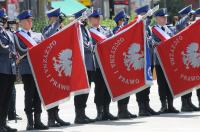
[
  {"xmin": 97, "ymin": 28, "xmax": 100, "ymax": 32},
  {"xmin": 161, "ymin": 26, "xmax": 165, "ymax": 31},
  {"xmin": 27, "ymin": 32, "xmax": 31, "ymax": 37},
  {"xmin": 83, "ymin": 27, "xmax": 89, "ymax": 41}
]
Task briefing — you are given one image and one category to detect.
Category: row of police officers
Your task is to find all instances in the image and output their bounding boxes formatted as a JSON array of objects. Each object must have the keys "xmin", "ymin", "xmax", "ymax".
[{"xmin": 0, "ymin": 4, "xmax": 200, "ymax": 132}]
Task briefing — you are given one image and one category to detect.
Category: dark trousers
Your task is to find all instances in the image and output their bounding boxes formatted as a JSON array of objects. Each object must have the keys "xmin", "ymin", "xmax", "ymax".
[
  {"xmin": 197, "ymin": 89, "xmax": 200, "ymax": 100},
  {"xmin": 136, "ymin": 65, "xmax": 153, "ymax": 103},
  {"xmin": 155, "ymin": 65, "xmax": 173, "ymax": 103},
  {"xmin": 118, "ymin": 97, "xmax": 130, "ymax": 107},
  {"xmin": 94, "ymin": 68, "xmax": 111, "ymax": 106},
  {"xmin": 0, "ymin": 74, "xmax": 15, "ymax": 126},
  {"xmin": 136, "ymin": 88, "xmax": 150, "ymax": 103},
  {"xmin": 22, "ymin": 74, "xmax": 42, "ymax": 115},
  {"xmin": 74, "ymin": 71, "xmax": 94, "ymax": 110},
  {"xmin": 181, "ymin": 93, "xmax": 192, "ymax": 100},
  {"xmin": 8, "ymin": 86, "xmax": 16, "ymax": 119},
  {"xmin": 47, "ymin": 106, "xmax": 59, "ymax": 113}
]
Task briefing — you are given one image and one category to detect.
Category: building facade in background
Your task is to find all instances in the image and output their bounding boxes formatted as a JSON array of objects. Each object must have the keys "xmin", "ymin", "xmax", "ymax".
[
  {"xmin": 0, "ymin": 0, "xmax": 47, "ymax": 20},
  {"xmin": 0, "ymin": 0, "xmax": 19, "ymax": 20},
  {"xmin": 0, "ymin": 0, "xmax": 200, "ymax": 19},
  {"xmin": 90, "ymin": 0, "xmax": 200, "ymax": 18},
  {"xmin": 91, "ymin": 0, "xmax": 152, "ymax": 18}
]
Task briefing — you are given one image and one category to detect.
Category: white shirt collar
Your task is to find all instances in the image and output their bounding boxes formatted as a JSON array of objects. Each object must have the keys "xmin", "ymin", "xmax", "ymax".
[
  {"xmin": 157, "ymin": 24, "xmax": 166, "ymax": 28},
  {"xmin": 91, "ymin": 25, "xmax": 101, "ymax": 30},
  {"xmin": 21, "ymin": 28, "xmax": 31, "ymax": 33}
]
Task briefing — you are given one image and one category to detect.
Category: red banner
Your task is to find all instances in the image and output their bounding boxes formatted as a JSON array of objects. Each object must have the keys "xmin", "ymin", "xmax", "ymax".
[
  {"xmin": 156, "ymin": 20, "xmax": 200, "ymax": 98},
  {"xmin": 96, "ymin": 21, "xmax": 152, "ymax": 101},
  {"xmin": 89, "ymin": 28, "xmax": 107, "ymax": 43},
  {"xmin": 16, "ymin": 31, "xmax": 37, "ymax": 48},
  {"xmin": 28, "ymin": 22, "xmax": 89, "ymax": 109},
  {"xmin": 152, "ymin": 26, "xmax": 171, "ymax": 41}
]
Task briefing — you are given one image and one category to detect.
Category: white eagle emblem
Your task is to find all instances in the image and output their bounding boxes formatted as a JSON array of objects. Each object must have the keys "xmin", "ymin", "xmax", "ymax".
[
  {"xmin": 182, "ymin": 42, "xmax": 200, "ymax": 69},
  {"xmin": 123, "ymin": 43, "xmax": 144, "ymax": 71},
  {"xmin": 53, "ymin": 49, "xmax": 72, "ymax": 77}
]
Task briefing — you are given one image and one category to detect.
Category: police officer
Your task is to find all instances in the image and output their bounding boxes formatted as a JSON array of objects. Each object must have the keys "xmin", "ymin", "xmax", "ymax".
[
  {"xmin": 176, "ymin": 5, "xmax": 194, "ymax": 32},
  {"xmin": 73, "ymin": 9, "xmax": 95, "ymax": 124},
  {"xmin": 193, "ymin": 8, "xmax": 200, "ymax": 109},
  {"xmin": 175, "ymin": 5, "xmax": 200, "ymax": 112},
  {"xmin": 8, "ymin": 86, "xmax": 22, "ymax": 121},
  {"xmin": 88, "ymin": 9, "xmax": 118, "ymax": 121},
  {"xmin": 42, "ymin": 8, "xmax": 71, "ymax": 127},
  {"xmin": 14, "ymin": 10, "xmax": 48, "ymax": 130},
  {"xmin": 135, "ymin": 5, "xmax": 159, "ymax": 116},
  {"xmin": 195, "ymin": 8, "xmax": 200, "ymax": 21},
  {"xmin": 112, "ymin": 10, "xmax": 137, "ymax": 119},
  {"xmin": 152, "ymin": 8, "xmax": 179, "ymax": 114},
  {"xmin": 112, "ymin": 10, "xmax": 129, "ymax": 34},
  {"xmin": 6, "ymin": 20, "xmax": 22, "ymax": 121},
  {"xmin": 0, "ymin": 8, "xmax": 18, "ymax": 132}
]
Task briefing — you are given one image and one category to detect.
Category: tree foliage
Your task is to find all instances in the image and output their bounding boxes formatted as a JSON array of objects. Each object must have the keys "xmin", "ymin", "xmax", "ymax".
[{"xmin": 158, "ymin": 0, "xmax": 187, "ymax": 22}]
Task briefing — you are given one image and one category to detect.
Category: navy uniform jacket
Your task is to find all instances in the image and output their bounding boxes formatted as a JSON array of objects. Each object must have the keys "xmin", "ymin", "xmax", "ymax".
[
  {"xmin": 112, "ymin": 20, "xmax": 128, "ymax": 34},
  {"xmin": 175, "ymin": 15, "xmax": 190, "ymax": 33},
  {"xmin": 0, "ymin": 26, "xmax": 16, "ymax": 75},
  {"xmin": 90, "ymin": 26, "xmax": 113, "ymax": 69},
  {"xmin": 112, "ymin": 25, "xmax": 121, "ymax": 34},
  {"xmin": 81, "ymin": 24, "xmax": 96, "ymax": 71},
  {"xmin": 42, "ymin": 19, "xmax": 60, "ymax": 39},
  {"xmin": 151, "ymin": 24, "xmax": 174, "ymax": 65},
  {"xmin": 14, "ymin": 29, "xmax": 44, "ymax": 75}
]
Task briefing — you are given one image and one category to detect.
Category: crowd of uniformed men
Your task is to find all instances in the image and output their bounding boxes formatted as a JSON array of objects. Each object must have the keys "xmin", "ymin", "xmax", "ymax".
[{"xmin": 0, "ymin": 4, "xmax": 200, "ymax": 132}]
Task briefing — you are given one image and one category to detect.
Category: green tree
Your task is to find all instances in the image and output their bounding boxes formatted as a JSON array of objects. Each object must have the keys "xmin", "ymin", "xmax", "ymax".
[
  {"xmin": 38, "ymin": 0, "xmax": 47, "ymax": 18},
  {"xmin": 158, "ymin": 0, "xmax": 187, "ymax": 23}
]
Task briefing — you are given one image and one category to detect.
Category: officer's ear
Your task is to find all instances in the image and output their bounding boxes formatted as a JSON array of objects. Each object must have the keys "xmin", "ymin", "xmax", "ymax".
[{"xmin": 18, "ymin": 20, "xmax": 23, "ymax": 27}]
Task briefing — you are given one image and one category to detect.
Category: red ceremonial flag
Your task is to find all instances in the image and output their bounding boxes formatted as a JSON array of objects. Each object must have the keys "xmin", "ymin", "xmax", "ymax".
[
  {"xmin": 28, "ymin": 22, "xmax": 89, "ymax": 109},
  {"xmin": 156, "ymin": 20, "xmax": 200, "ymax": 98},
  {"xmin": 96, "ymin": 21, "xmax": 152, "ymax": 101},
  {"xmin": 89, "ymin": 28, "xmax": 107, "ymax": 43},
  {"xmin": 16, "ymin": 31, "xmax": 37, "ymax": 48},
  {"xmin": 152, "ymin": 26, "xmax": 171, "ymax": 41}
]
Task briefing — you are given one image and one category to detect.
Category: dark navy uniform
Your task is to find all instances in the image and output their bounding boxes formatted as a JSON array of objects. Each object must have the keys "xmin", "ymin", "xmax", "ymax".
[
  {"xmin": 15, "ymin": 29, "xmax": 45, "ymax": 125},
  {"xmin": 0, "ymin": 9, "xmax": 17, "ymax": 132},
  {"xmin": 89, "ymin": 9, "xmax": 118, "ymax": 121},
  {"xmin": 113, "ymin": 10, "xmax": 137, "ymax": 119},
  {"xmin": 15, "ymin": 10, "xmax": 48, "ymax": 130},
  {"xmin": 43, "ymin": 8, "xmax": 70, "ymax": 127},
  {"xmin": 7, "ymin": 26, "xmax": 22, "ymax": 121},
  {"xmin": 90, "ymin": 25, "xmax": 118, "ymax": 121},
  {"xmin": 136, "ymin": 20, "xmax": 158, "ymax": 116},
  {"xmin": 152, "ymin": 8, "xmax": 179, "ymax": 114},
  {"xmin": 90, "ymin": 25, "xmax": 113, "ymax": 106},
  {"xmin": 134, "ymin": 5, "xmax": 159, "ymax": 117},
  {"xmin": 74, "ymin": 24, "xmax": 95, "ymax": 124},
  {"xmin": 112, "ymin": 25, "xmax": 121, "ymax": 34},
  {"xmin": 73, "ymin": 9, "xmax": 95, "ymax": 124},
  {"xmin": 176, "ymin": 5, "xmax": 200, "ymax": 112},
  {"xmin": 7, "ymin": 85, "xmax": 19, "ymax": 121}
]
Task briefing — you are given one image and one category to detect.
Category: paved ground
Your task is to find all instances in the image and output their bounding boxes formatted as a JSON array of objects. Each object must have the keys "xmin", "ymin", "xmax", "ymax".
[{"xmin": 8, "ymin": 81, "xmax": 200, "ymax": 132}]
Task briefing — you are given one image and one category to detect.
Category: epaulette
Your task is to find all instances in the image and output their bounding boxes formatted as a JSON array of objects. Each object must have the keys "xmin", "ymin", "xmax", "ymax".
[
  {"xmin": 167, "ymin": 24, "xmax": 174, "ymax": 28},
  {"xmin": 15, "ymin": 29, "xmax": 21, "ymax": 33}
]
